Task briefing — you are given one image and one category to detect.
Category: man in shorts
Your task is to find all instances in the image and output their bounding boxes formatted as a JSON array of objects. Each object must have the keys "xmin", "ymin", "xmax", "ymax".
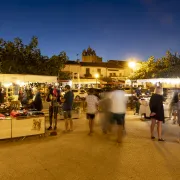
[
  {"xmin": 85, "ymin": 88, "xmax": 99, "ymax": 135},
  {"xmin": 110, "ymin": 88, "xmax": 127, "ymax": 143},
  {"xmin": 61, "ymin": 85, "xmax": 74, "ymax": 132}
]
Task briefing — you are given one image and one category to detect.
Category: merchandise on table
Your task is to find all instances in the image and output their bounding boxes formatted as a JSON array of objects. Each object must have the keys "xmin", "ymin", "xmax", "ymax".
[{"xmin": 10, "ymin": 109, "xmax": 44, "ymax": 118}]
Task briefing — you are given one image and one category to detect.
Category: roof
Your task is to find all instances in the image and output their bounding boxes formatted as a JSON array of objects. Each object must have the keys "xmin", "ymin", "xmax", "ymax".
[
  {"xmin": 107, "ymin": 60, "xmax": 128, "ymax": 67},
  {"xmin": 66, "ymin": 60, "xmax": 79, "ymax": 65},
  {"xmin": 66, "ymin": 60, "xmax": 127, "ymax": 68}
]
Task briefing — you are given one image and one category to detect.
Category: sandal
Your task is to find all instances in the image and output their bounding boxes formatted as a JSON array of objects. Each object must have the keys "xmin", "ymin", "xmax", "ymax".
[
  {"xmin": 151, "ymin": 136, "xmax": 155, "ymax": 140},
  {"xmin": 158, "ymin": 138, "xmax": 165, "ymax": 141}
]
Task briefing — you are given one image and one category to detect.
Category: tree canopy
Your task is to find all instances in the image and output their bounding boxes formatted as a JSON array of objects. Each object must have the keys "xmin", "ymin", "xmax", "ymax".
[
  {"xmin": 130, "ymin": 51, "xmax": 180, "ymax": 80},
  {"xmin": 0, "ymin": 36, "xmax": 68, "ymax": 76}
]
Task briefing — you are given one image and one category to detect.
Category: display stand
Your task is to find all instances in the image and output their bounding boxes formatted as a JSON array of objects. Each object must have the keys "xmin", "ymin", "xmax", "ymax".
[
  {"xmin": 12, "ymin": 116, "xmax": 45, "ymax": 138},
  {"xmin": 0, "ymin": 118, "xmax": 12, "ymax": 140}
]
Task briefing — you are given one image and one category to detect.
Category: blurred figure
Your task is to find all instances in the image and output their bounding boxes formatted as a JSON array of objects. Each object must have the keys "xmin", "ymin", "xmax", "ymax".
[
  {"xmin": 171, "ymin": 90, "xmax": 178, "ymax": 124},
  {"xmin": 85, "ymin": 88, "xmax": 99, "ymax": 135},
  {"xmin": 149, "ymin": 87, "xmax": 165, "ymax": 141},
  {"xmin": 61, "ymin": 85, "xmax": 74, "ymax": 132},
  {"xmin": 177, "ymin": 93, "xmax": 180, "ymax": 143},
  {"xmin": 178, "ymin": 93, "xmax": 180, "ymax": 126},
  {"xmin": 145, "ymin": 89, "xmax": 151, "ymax": 96},
  {"xmin": 134, "ymin": 96, "xmax": 140, "ymax": 115},
  {"xmin": 21, "ymin": 89, "xmax": 28, "ymax": 107},
  {"xmin": 18, "ymin": 88, "xmax": 23, "ymax": 102},
  {"xmin": 135, "ymin": 86, "xmax": 142, "ymax": 97},
  {"xmin": 99, "ymin": 88, "xmax": 112, "ymax": 134},
  {"xmin": 109, "ymin": 88, "xmax": 127, "ymax": 143}
]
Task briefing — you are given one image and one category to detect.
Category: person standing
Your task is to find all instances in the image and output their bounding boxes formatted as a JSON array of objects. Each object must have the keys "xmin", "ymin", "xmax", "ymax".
[
  {"xmin": 109, "ymin": 88, "xmax": 127, "ymax": 143},
  {"xmin": 149, "ymin": 87, "xmax": 165, "ymax": 141},
  {"xmin": 0, "ymin": 88, "xmax": 4, "ymax": 104},
  {"xmin": 47, "ymin": 94, "xmax": 59, "ymax": 130},
  {"xmin": 61, "ymin": 85, "xmax": 74, "ymax": 132},
  {"xmin": 135, "ymin": 87, "xmax": 142, "ymax": 97},
  {"xmin": 85, "ymin": 88, "xmax": 99, "ymax": 135},
  {"xmin": 32, "ymin": 88, "xmax": 43, "ymax": 111}
]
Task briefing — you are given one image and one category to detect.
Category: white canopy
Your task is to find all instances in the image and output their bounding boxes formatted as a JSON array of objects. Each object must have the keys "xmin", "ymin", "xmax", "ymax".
[
  {"xmin": 137, "ymin": 78, "xmax": 180, "ymax": 84},
  {"xmin": 0, "ymin": 74, "xmax": 57, "ymax": 84}
]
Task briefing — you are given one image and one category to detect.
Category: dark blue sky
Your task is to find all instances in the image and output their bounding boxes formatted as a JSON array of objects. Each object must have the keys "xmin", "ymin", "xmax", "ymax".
[{"xmin": 1, "ymin": 0, "xmax": 180, "ymax": 61}]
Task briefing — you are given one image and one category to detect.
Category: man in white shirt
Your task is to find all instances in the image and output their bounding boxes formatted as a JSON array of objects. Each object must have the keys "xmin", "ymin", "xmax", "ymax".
[
  {"xmin": 110, "ymin": 88, "xmax": 127, "ymax": 143},
  {"xmin": 85, "ymin": 88, "xmax": 99, "ymax": 135}
]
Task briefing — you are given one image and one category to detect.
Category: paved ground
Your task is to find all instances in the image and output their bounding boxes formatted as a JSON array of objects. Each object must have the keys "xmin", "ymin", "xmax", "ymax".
[{"xmin": 0, "ymin": 112, "xmax": 180, "ymax": 180}]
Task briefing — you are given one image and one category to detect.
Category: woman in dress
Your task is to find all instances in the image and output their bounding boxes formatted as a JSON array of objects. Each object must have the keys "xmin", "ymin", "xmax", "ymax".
[{"xmin": 149, "ymin": 86, "xmax": 165, "ymax": 141}]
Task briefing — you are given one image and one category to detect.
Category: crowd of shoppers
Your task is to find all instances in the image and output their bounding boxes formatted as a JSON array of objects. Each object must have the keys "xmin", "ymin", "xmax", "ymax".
[{"xmin": 43, "ymin": 84, "xmax": 180, "ymax": 144}]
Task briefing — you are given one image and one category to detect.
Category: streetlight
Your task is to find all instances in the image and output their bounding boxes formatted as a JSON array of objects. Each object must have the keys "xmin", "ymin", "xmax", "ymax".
[
  {"xmin": 128, "ymin": 61, "xmax": 136, "ymax": 109},
  {"xmin": 94, "ymin": 73, "xmax": 99, "ymax": 88}
]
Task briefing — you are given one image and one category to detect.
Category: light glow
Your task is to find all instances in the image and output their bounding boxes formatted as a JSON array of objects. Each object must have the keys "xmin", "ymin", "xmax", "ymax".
[
  {"xmin": 94, "ymin": 73, "xmax": 99, "ymax": 79},
  {"xmin": 128, "ymin": 61, "xmax": 136, "ymax": 69}
]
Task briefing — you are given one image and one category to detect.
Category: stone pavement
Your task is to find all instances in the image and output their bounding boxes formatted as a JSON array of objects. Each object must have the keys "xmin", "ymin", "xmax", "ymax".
[{"xmin": 0, "ymin": 112, "xmax": 180, "ymax": 180}]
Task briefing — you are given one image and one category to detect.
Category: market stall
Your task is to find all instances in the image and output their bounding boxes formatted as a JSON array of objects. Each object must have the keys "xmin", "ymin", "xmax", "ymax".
[
  {"xmin": 0, "ymin": 74, "xmax": 57, "ymax": 103},
  {"xmin": 0, "ymin": 103, "xmax": 11, "ymax": 140},
  {"xmin": 0, "ymin": 106, "xmax": 45, "ymax": 140},
  {"xmin": 0, "ymin": 118, "xmax": 12, "ymax": 140},
  {"xmin": 12, "ymin": 116, "xmax": 45, "ymax": 138}
]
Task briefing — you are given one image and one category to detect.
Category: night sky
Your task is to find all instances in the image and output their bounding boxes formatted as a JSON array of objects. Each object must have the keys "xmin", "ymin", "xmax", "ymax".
[{"xmin": 1, "ymin": 0, "xmax": 180, "ymax": 61}]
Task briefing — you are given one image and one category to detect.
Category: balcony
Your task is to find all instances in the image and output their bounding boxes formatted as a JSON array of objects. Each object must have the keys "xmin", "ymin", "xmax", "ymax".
[
  {"xmin": 84, "ymin": 73, "xmax": 92, "ymax": 78},
  {"xmin": 109, "ymin": 74, "xmax": 117, "ymax": 77}
]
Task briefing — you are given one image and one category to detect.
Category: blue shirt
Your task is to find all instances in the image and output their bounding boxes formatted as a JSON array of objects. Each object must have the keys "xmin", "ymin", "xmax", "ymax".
[{"xmin": 63, "ymin": 91, "xmax": 74, "ymax": 111}]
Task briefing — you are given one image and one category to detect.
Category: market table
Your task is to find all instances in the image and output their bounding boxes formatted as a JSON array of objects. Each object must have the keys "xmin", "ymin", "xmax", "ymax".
[
  {"xmin": 12, "ymin": 116, "xmax": 45, "ymax": 138},
  {"xmin": 0, "ymin": 117, "xmax": 12, "ymax": 140}
]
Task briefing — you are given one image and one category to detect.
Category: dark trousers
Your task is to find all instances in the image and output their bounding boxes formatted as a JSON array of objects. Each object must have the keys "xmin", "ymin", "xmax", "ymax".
[{"xmin": 49, "ymin": 106, "xmax": 59, "ymax": 126}]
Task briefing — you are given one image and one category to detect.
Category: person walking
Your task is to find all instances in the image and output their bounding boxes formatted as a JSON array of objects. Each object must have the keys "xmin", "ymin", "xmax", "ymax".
[
  {"xmin": 149, "ymin": 86, "xmax": 165, "ymax": 141},
  {"xmin": 85, "ymin": 88, "xmax": 99, "ymax": 135},
  {"xmin": 171, "ymin": 90, "xmax": 178, "ymax": 124},
  {"xmin": 109, "ymin": 87, "xmax": 127, "ymax": 143},
  {"xmin": 98, "ymin": 88, "xmax": 112, "ymax": 134},
  {"xmin": 177, "ymin": 93, "xmax": 180, "ymax": 143},
  {"xmin": 61, "ymin": 85, "xmax": 74, "ymax": 132}
]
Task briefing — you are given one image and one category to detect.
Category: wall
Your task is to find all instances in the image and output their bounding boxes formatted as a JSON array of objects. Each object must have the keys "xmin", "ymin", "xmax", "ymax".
[
  {"xmin": 82, "ymin": 56, "xmax": 102, "ymax": 62},
  {"xmin": 80, "ymin": 66, "xmax": 107, "ymax": 77},
  {"xmin": 63, "ymin": 64, "xmax": 81, "ymax": 73},
  {"xmin": 62, "ymin": 63, "xmax": 131, "ymax": 79}
]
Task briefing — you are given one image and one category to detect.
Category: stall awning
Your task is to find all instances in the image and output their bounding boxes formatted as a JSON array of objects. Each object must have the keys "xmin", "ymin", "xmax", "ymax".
[{"xmin": 0, "ymin": 74, "xmax": 57, "ymax": 83}]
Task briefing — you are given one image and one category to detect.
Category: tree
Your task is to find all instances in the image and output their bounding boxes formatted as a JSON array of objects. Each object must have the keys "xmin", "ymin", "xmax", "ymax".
[
  {"xmin": 0, "ymin": 36, "xmax": 68, "ymax": 76},
  {"xmin": 48, "ymin": 51, "xmax": 68, "ymax": 76},
  {"xmin": 129, "ymin": 51, "xmax": 180, "ymax": 80}
]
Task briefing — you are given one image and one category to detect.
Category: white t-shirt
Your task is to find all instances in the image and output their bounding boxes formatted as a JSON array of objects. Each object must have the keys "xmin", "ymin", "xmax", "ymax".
[
  {"xmin": 86, "ymin": 95, "xmax": 98, "ymax": 114},
  {"xmin": 109, "ymin": 90, "xmax": 127, "ymax": 114}
]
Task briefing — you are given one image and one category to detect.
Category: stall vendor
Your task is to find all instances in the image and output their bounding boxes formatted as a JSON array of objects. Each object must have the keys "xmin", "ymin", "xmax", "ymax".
[
  {"xmin": 32, "ymin": 89, "xmax": 43, "ymax": 111},
  {"xmin": 0, "ymin": 88, "xmax": 4, "ymax": 104}
]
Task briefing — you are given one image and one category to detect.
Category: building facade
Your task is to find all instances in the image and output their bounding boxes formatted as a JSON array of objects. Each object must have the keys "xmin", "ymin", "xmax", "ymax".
[
  {"xmin": 61, "ymin": 60, "xmax": 134, "ymax": 89},
  {"xmin": 60, "ymin": 47, "xmax": 141, "ymax": 89}
]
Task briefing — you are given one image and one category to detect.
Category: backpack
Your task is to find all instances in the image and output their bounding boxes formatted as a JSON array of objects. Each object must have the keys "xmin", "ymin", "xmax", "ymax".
[
  {"xmin": 46, "ymin": 94, "xmax": 52, "ymax": 102},
  {"xmin": 172, "ymin": 92, "xmax": 178, "ymax": 104}
]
